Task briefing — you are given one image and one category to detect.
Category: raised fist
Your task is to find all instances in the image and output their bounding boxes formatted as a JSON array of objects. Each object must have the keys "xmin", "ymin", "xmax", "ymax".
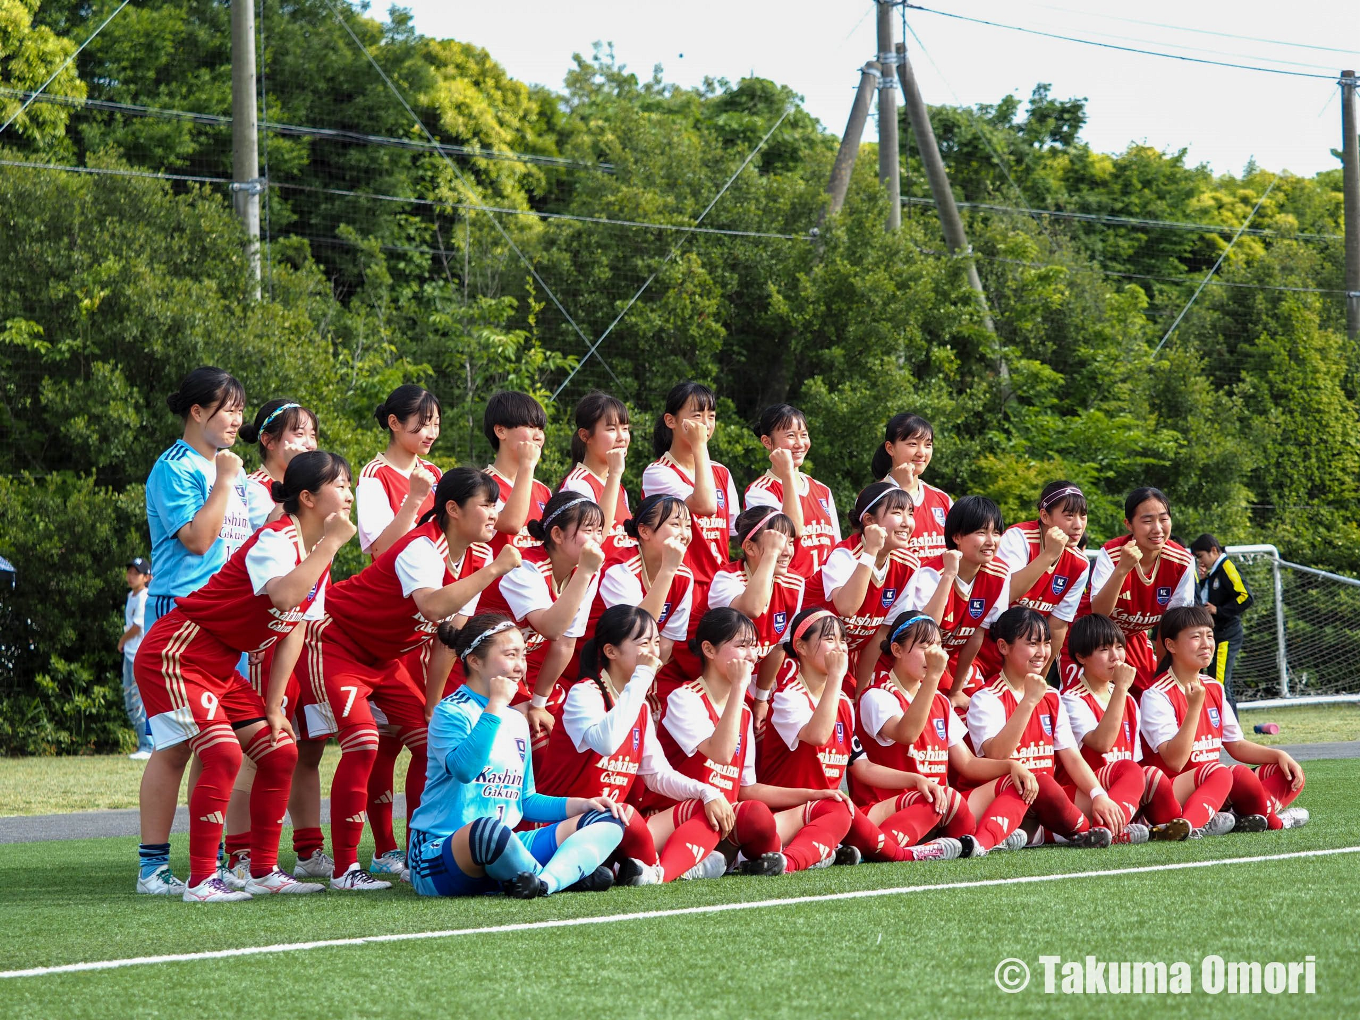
[
  {"xmin": 516, "ymin": 439, "xmax": 542, "ymax": 470},
  {"xmin": 492, "ymin": 544, "xmax": 523, "ymax": 576},
  {"xmin": 578, "ymin": 539, "xmax": 606, "ymax": 575},
  {"xmin": 215, "ymin": 449, "xmax": 243, "ymax": 480},
  {"xmin": 768, "ymin": 447, "xmax": 797, "ymax": 480},
  {"xmin": 861, "ymin": 523, "xmax": 887, "ymax": 557},
  {"xmin": 1111, "ymin": 661, "xmax": 1137, "ymax": 690},
  {"xmin": 940, "ymin": 549, "xmax": 962, "ymax": 576},
  {"xmin": 605, "ymin": 446, "xmax": 627, "ymax": 476},
  {"xmin": 1117, "ymin": 540, "xmax": 1143, "ymax": 572},
  {"xmin": 323, "ymin": 511, "xmax": 358, "ymax": 545},
  {"xmin": 487, "ymin": 674, "xmax": 519, "ymax": 709},
  {"xmin": 1042, "ymin": 525, "xmax": 1069, "ymax": 562},
  {"xmin": 660, "ymin": 535, "xmax": 687, "ymax": 572},
  {"xmin": 408, "ymin": 465, "xmax": 435, "ymax": 502},
  {"xmin": 1023, "ymin": 671, "xmax": 1049, "ymax": 704},
  {"xmin": 923, "ymin": 644, "xmax": 949, "ymax": 684},
  {"xmin": 679, "ymin": 418, "xmax": 709, "ymax": 447}
]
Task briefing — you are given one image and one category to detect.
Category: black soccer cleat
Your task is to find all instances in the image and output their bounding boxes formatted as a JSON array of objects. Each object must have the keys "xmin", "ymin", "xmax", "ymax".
[
  {"xmin": 502, "ymin": 871, "xmax": 549, "ymax": 900},
  {"xmin": 613, "ymin": 857, "xmax": 645, "ymax": 886},
  {"xmin": 1066, "ymin": 826, "xmax": 1113, "ymax": 849},
  {"xmin": 958, "ymin": 834, "xmax": 984, "ymax": 858},
  {"xmin": 1232, "ymin": 813, "xmax": 1269, "ymax": 833},
  {"xmin": 738, "ymin": 852, "xmax": 787, "ymax": 877},
  {"xmin": 565, "ymin": 865, "xmax": 615, "ymax": 893},
  {"xmin": 833, "ymin": 844, "xmax": 862, "ymax": 867},
  {"xmin": 1149, "ymin": 818, "xmax": 1192, "ymax": 842}
]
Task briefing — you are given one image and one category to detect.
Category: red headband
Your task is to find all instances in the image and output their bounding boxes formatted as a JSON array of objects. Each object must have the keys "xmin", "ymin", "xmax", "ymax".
[
  {"xmin": 792, "ymin": 609, "xmax": 835, "ymax": 644},
  {"xmin": 747, "ymin": 509, "xmax": 782, "ymax": 541}
]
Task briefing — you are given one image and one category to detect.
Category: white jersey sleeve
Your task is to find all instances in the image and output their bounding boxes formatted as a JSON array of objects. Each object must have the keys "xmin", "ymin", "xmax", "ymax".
[
  {"xmin": 981, "ymin": 573, "xmax": 1011, "ymax": 628},
  {"xmin": 770, "ymin": 685, "xmax": 813, "ymax": 752},
  {"xmin": 1169, "ymin": 560, "xmax": 1197, "ymax": 609},
  {"xmin": 244, "ymin": 528, "xmax": 298, "ymax": 595},
  {"xmin": 741, "ymin": 716, "xmax": 757, "ymax": 786},
  {"xmin": 1088, "ymin": 547, "xmax": 1117, "ymax": 603},
  {"xmin": 355, "ymin": 475, "xmax": 397, "ymax": 555},
  {"xmin": 966, "ymin": 687, "xmax": 1008, "ymax": 755},
  {"xmin": 1217, "ymin": 687, "xmax": 1244, "ymax": 742},
  {"xmin": 661, "ymin": 581, "xmax": 693, "ymax": 642},
  {"xmin": 563, "ymin": 573, "xmax": 601, "ymax": 639},
  {"xmin": 662, "ymin": 687, "xmax": 713, "ymax": 757},
  {"xmin": 826, "ymin": 488, "xmax": 842, "ymax": 545},
  {"xmin": 1138, "ymin": 686, "xmax": 1179, "ymax": 755},
  {"xmin": 1053, "ymin": 560, "xmax": 1089, "ymax": 622},
  {"xmin": 1060, "ymin": 692, "xmax": 1100, "ymax": 746},
  {"xmin": 561, "ymin": 670, "xmax": 653, "ymax": 756},
  {"xmin": 818, "ymin": 545, "xmax": 859, "ymax": 600},
  {"xmin": 641, "ymin": 463, "xmax": 691, "ymax": 500},
  {"xmin": 744, "ymin": 479, "xmax": 780, "ymax": 512},
  {"xmin": 859, "ymin": 687, "xmax": 903, "ymax": 745},
  {"xmin": 393, "ymin": 536, "xmax": 446, "ymax": 598},
  {"xmin": 303, "ymin": 574, "xmax": 328, "ymax": 621},
  {"xmin": 722, "ymin": 469, "xmax": 741, "ymax": 535},
  {"xmin": 559, "ymin": 474, "xmax": 596, "ymax": 500},
  {"xmin": 997, "ymin": 527, "xmax": 1033, "ymax": 574},
  {"xmin": 598, "ymin": 562, "xmax": 644, "ymax": 609},
  {"xmin": 945, "ymin": 706, "xmax": 965, "ymax": 746},
  {"xmin": 496, "ymin": 563, "xmax": 554, "ymax": 623},
  {"xmin": 888, "ymin": 566, "xmax": 942, "ymax": 619},
  {"xmin": 705, "ymin": 569, "xmax": 745, "ymax": 610},
  {"xmin": 1052, "ymin": 697, "xmax": 1076, "ymax": 752}
]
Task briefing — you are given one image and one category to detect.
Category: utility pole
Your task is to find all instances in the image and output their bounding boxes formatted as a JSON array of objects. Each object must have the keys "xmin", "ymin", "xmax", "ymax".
[
  {"xmin": 823, "ymin": 62, "xmax": 880, "ymax": 222},
  {"xmin": 231, "ymin": 0, "xmax": 262, "ymax": 297},
  {"xmin": 876, "ymin": 2, "xmax": 900, "ymax": 231},
  {"xmin": 896, "ymin": 41, "xmax": 1000, "ymax": 355},
  {"xmin": 1342, "ymin": 69, "xmax": 1359, "ymax": 341}
]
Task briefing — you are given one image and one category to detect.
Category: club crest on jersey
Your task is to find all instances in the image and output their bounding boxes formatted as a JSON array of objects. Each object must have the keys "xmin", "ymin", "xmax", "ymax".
[
  {"xmin": 933, "ymin": 507, "xmax": 947, "ymax": 525},
  {"xmin": 1208, "ymin": 707, "xmax": 1221, "ymax": 729},
  {"xmin": 933, "ymin": 718, "xmax": 947, "ymax": 740},
  {"xmin": 772, "ymin": 611, "xmax": 788, "ymax": 634},
  {"xmin": 835, "ymin": 721, "xmax": 845, "ymax": 744},
  {"xmin": 537, "ymin": 501, "xmax": 546, "ymax": 512},
  {"xmin": 880, "ymin": 587, "xmax": 897, "ymax": 608},
  {"xmin": 1123, "ymin": 720, "xmax": 1131, "ymax": 742},
  {"xmin": 1040, "ymin": 713, "xmax": 1053, "ymax": 735},
  {"xmin": 514, "ymin": 738, "xmax": 527, "ymax": 761},
  {"xmin": 715, "ymin": 489, "xmax": 726, "ymax": 509},
  {"xmin": 632, "ymin": 727, "xmax": 641, "ymax": 750},
  {"xmin": 659, "ymin": 601, "xmax": 673, "ymax": 624},
  {"xmin": 1051, "ymin": 575, "xmax": 1070, "ymax": 596},
  {"xmin": 1156, "ymin": 585, "xmax": 1172, "ymax": 606},
  {"xmin": 968, "ymin": 597, "xmax": 986, "ymax": 619}
]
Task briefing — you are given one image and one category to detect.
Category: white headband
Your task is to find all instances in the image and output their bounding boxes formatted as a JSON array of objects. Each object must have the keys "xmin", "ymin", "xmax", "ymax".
[{"xmin": 462, "ymin": 620, "xmax": 517, "ymax": 660}]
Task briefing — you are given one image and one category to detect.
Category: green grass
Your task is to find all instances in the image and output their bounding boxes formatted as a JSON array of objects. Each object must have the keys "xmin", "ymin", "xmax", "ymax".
[
  {"xmin": 0, "ymin": 759, "xmax": 1356, "ymax": 1019},
  {"xmin": 1236, "ymin": 703, "xmax": 1360, "ymax": 745}
]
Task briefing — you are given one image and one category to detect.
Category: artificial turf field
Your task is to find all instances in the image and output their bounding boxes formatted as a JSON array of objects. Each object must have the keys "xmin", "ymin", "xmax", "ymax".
[{"xmin": 2, "ymin": 758, "xmax": 1357, "ymax": 1019}]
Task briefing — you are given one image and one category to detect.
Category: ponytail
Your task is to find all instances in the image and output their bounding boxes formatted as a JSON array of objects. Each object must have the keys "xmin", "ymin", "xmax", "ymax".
[{"xmin": 166, "ymin": 366, "xmax": 244, "ymax": 419}]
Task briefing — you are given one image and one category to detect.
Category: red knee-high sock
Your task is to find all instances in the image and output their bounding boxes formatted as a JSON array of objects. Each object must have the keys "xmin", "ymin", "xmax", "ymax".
[
  {"xmin": 731, "ymin": 800, "xmax": 780, "ymax": 858},
  {"xmin": 1180, "ymin": 763, "xmax": 1232, "ymax": 828},
  {"xmin": 400, "ymin": 729, "xmax": 428, "ymax": 852},
  {"xmin": 243, "ymin": 729, "xmax": 298, "ymax": 876},
  {"xmin": 972, "ymin": 779, "xmax": 1031, "ymax": 849},
  {"xmin": 331, "ymin": 728, "xmax": 380, "ymax": 872},
  {"xmin": 1030, "ymin": 773, "xmax": 1088, "ymax": 838},
  {"xmin": 187, "ymin": 726, "xmax": 243, "ymax": 886},
  {"xmin": 845, "ymin": 806, "xmax": 912, "ymax": 862},
  {"xmin": 658, "ymin": 801, "xmax": 723, "ymax": 881},
  {"xmin": 1138, "ymin": 765, "xmax": 1183, "ymax": 825},
  {"xmin": 783, "ymin": 799, "xmax": 853, "ymax": 872},
  {"xmin": 224, "ymin": 829, "xmax": 251, "ymax": 869},
  {"xmin": 617, "ymin": 808, "xmax": 659, "ymax": 866},
  {"xmin": 940, "ymin": 787, "xmax": 977, "ymax": 839},
  {"xmin": 1098, "ymin": 759, "xmax": 1145, "ymax": 823},
  {"xmin": 881, "ymin": 790, "xmax": 947, "ymax": 848},
  {"xmin": 1226, "ymin": 763, "xmax": 1273, "ymax": 825},
  {"xmin": 293, "ymin": 826, "xmax": 325, "ymax": 859},
  {"xmin": 366, "ymin": 732, "xmax": 403, "ymax": 857},
  {"xmin": 1253, "ymin": 763, "xmax": 1303, "ymax": 829}
]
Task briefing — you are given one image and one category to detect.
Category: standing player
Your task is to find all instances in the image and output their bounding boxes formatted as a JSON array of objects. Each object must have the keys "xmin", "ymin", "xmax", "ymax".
[
  {"xmin": 134, "ymin": 451, "xmax": 355, "ymax": 900},
  {"xmin": 561, "ymin": 391, "xmax": 631, "ymax": 547},
  {"xmin": 745, "ymin": 404, "xmax": 840, "ymax": 579},
  {"xmin": 869, "ymin": 413, "xmax": 953, "ymax": 568},
  {"xmin": 1141, "ymin": 606, "xmax": 1308, "ymax": 832},
  {"xmin": 356, "ymin": 385, "xmax": 443, "ymax": 558},
  {"xmin": 483, "ymin": 391, "xmax": 551, "ymax": 554},
  {"xmin": 408, "ymin": 615, "xmax": 626, "ymax": 898}
]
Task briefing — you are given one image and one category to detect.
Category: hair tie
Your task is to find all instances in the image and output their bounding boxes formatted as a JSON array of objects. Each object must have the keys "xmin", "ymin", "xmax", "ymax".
[
  {"xmin": 1039, "ymin": 485, "xmax": 1083, "ymax": 511},
  {"xmin": 462, "ymin": 620, "xmax": 518, "ymax": 660},
  {"xmin": 258, "ymin": 402, "xmax": 300, "ymax": 435},
  {"xmin": 890, "ymin": 613, "xmax": 934, "ymax": 643},
  {"xmin": 792, "ymin": 609, "xmax": 835, "ymax": 644},
  {"xmin": 541, "ymin": 495, "xmax": 591, "ymax": 529},
  {"xmin": 857, "ymin": 487, "xmax": 895, "ymax": 522},
  {"xmin": 746, "ymin": 509, "xmax": 782, "ymax": 541}
]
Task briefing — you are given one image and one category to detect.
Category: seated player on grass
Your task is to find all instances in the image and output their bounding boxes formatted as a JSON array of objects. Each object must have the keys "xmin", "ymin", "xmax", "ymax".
[{"xmin": 407, "ymin": 615, "xmax": 625, "ymax": 899}]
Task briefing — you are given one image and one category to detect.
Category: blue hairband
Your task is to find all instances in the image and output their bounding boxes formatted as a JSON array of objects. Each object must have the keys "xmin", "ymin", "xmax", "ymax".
[
  {"xmin": 891, "ymin": 613, "xmax": 934, "ymax": 643},
  {"xmin": 259, "ymin": 402, "xmax": 300, "ymax": 434}
]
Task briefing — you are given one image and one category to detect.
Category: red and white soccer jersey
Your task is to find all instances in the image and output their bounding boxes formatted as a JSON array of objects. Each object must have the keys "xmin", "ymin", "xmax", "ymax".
[
  {"xmin": 756, "ymin": 671, "xmax": 854, "ymax": 790},
  {"xmin": 1059, "ymin": 678, "xmax": 1142, "ymax": 781},
  {"xmin": 813, "ymin": 537, "xmax": 919, "ymax": 658},
  {"xmin": 641, "ymin": 453, "xmax": 739, "ymax": 589},
  {"xmin": 659, "ymin": 680, "xmax": 757, "ymax": 805},
  {"xmin": 890, "ymin": 560, "xmax": 1010, "ymax": 696},
  {"xmin": 355, "ymin": 453, "xmax": 443, "ymax": 556},
  {"xmin": 477, "ymin": 545, "xmax": 600, "ymax": 673},
  {"xmin": 882, "ymin": 476, "xmax": 954, "ymax": 569},
  {"xmin": 247, "ymin": 468, "xmax": 274, "ymax": 499},
  {"xmin": 560, "ymin": 464, "xmax": 630, "ymax": 544},
  {"xmin": 967, "ymin": 676, "xmax": 1076, "ymax": 777},
  {"xmin": 1139, "ymin": 672, "xmax": 1241, "ymax": 775},
  {"xmin": 537, "ymin": 678, "xmax": 649, "ymax": 800},
  {"xmin": 853, "ymin": 673, "xmax": 964, "ymax": 804},
  {"xmin": 707, "ymin": 562, "xmax": 805, "ymax": 662},
  {"xmin": 589, "ymin": 552, "xmax": 695, "ymax": 643},
  {"xmin": 744, "ymin": 471, "xmax": 841, "ymax": 579},
  {"xmin": 486, "ymin": 464, "xmax": 552, "ymax": 554}
]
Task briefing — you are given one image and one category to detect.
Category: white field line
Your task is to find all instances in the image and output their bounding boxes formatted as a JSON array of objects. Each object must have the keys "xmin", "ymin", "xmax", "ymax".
[{"xmin": 4, "ymin": 845, "xmax": 1357, "ymax": 980}]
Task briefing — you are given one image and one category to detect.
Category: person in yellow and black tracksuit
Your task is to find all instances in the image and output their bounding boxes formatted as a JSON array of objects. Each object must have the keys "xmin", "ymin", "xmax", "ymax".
[{"xmin": 1190, "ymin": 533, "xmax": 1253, "ymax": 708}]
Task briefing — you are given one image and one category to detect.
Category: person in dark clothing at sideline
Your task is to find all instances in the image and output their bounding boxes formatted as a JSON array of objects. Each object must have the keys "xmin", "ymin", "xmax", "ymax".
[{"xmin": 1190, "ymin": 533, "xmax": 1254, "ymax": 708}]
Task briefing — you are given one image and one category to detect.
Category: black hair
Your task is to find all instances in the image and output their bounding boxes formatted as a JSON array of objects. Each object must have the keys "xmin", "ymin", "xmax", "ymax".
[
  {"xmin": 1037, "ymin": 480, "xmax": 1087, "ymax": 518},
  {"xmin": 653, "ymin": 381, "xmax": 716, "ymax": 457},
  {"xmin": 870, "ymin": 413, "xmax": 934, "ymax": 479},
  {"xmin": 526, "ymin": 490, "xmax": 606, "ymax": 549},
  {"xmin": 851, "ymin": 481, "xmax": 914, "ymax": 533},
  {"xmin": 269, "ymin": 451, "xmax": 351, "ymax": 516},
  {"xmin": 622, "ymin": 494, "xmax": 689, "ymax": 540},
  {"xmin": 1124, "ymin": 486, "xmax": 1171, "ymax": 522},
  {"xmin": 437, "ymin": 613, "xmax": 519, "ymax": 662},
  {"xmin": 1155, "ymin": 605, "xmax": 1216, "ymax": 673},
  {"xmin": 166, "ymin": 366, "xmax": 245, "ymax": 419},
  {"xmin": 688, "ymin": 607, "xmax": 758, "ymax": 661},
  {"xmin": 239, "ymin": 397, "xmax": 319, "ymax": 450},
  {"xmin": 944, "ymin": 496, "xmax": 1004, "ymax": 550},
  {"xmin": 881, "ymin": 612, "xmax": 943, "ymax": 656},
  {"xmin": 754, "ymin": 403, "xmax": 807, "ymax": 439},
  {"xmin": 570, "ymin": 391, "xmax": 630, "ymax": 465},
  {"xmin": 418, "ymin": 467, "xmax": 500, "ymax": 528},
  {"xmin": 1189, "ymin": 533, "xmax": 1222, "ymax": 556},
  {"xmin": 782, "ymin": 607, "xmax": 848, "ymax": 658},
  {"xmin": 483, "ymin": 390, "xmax": 547, "ymax": 451},
  {"xmin": 375, "ymin": 384, "xmax": 441, "ymax": 434},
  {"xmin": 733, "ymin": 505, "xmax": 797, "ymax": 548},
  {"xmin": 578, "ymin": 605, "xmax": 658, "ymax": 683},
  {"xmin": 991, "ymin": 606, "xmax": 1052, "ymax": 646},
  {"xmin": 1066, "ymin": 614, "xmax": 1126, "ymax": 665}
]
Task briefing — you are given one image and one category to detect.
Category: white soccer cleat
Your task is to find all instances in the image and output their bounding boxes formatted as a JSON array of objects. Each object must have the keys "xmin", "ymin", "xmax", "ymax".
[
  {"xmin": 614, "ymin": 858, "xmax": 665, "ymax": 886},
  {"xmin": 293, "ymin": 849, "xmax": 334, "ymax": 879},
  {"xmin": 128, "ymin": 750, "xmax": 152, "ymax": 761},
  {"xmin": 369, "ymin": 850, "xmax": 408, "ymax": 878},
  {"xmin": 229, "ymin": 853, "xmax": 251, "ymax": 884},
  {"xmin": 994, "ymin": 829, "xmax": 1028, "ymax": 852},
  {"xmin": 910, "ymin": 837, "xmax": 963, "ymax": 861},
  {"xmin": 680, "ymin": 851, "xmax": 728, "ymax": 881},
  {"xmin": 216, "ymin": 863, "xmax": 248, "ymax": 891},
  {"xmin": 1191, "ymin": 811, "xmax": 1237, "ymax": 838},
  {"xmin": 243, "ymin": 868, "xmax": 325, "ymax": 895},
  {"xmin": 182, "ymin": 876, "xmax": 253, "ymax": 903},
  {"xmin": 1113, "ymin": 823, "xmax": 1150, "ymax": 845},
  {"xmin": 136, "ymin": 865, "xmax": 186, "ymax": 896},
  {"xmin": 1278, "ymin": 806, "xmax": 1310, "ymax": 829},
  {"xmin": 329, "ymin": 862, "xmax": 392, "ymax": 891}
]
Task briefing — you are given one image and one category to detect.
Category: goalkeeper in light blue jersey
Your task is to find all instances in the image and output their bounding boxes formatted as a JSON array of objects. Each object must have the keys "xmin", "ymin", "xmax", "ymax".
[{"xmin": 408, "ymin": 614, "xmax": 625, "ymax": 898}]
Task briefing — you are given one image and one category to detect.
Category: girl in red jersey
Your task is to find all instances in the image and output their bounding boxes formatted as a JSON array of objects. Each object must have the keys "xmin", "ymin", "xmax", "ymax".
[
  {"xmin": 1140, "ymin": 606, "xmax": 1308, "ymax": 832},
  {"xmin": 538, "ymin": 605, "xmax": 737, "ymax": 884},
  {"xmin": 298, "ymin": 471, "xmax": 522, "ymax": 890},
  {"xmin": 240, "ymin": 399, "xmax": 318, "ymax": 529},
  {"xmin": 356, "ymin": 385, "xmax": 443, "ymax": 559},
  {"xmin": 745, "ymin": 404, "xmax": 840, "ymax": 579},
  {"xmin": 762, "ymin": 609, "xmax": 961, "ymax": 864},
  {"xmin": 870, "ymin": 413, "xmax": 953, "ymax": 569},
  {"xmin": 1079, "ymin": 487, "xmax": 1196, "ymax": 692},
  {"xmin": 967, "ymin": 607, "xmax": 1132, "ymax": 848},
  {"xmin": 856, "ymin": 613, "xmax": 1039, "ymax": 853},
  {"xmin": 483, "ymin": 390, "xmax": 552, "ymax": 554},
  {"xmin": 977, "ymin": 481, "xmax": 1091, "ymax": 681},
  {"xmin": 641, "ymin": 381, "xmax": 740, "ymax": 599},
  {"xmin": 476, "ymin": 491, "xmax": 607, "ymax": 747},
  {"xmin": 134, "ymin": 452, "xmax": 356, "ymax": 901},
  {"xmin": 660, "ymin": 608, "xmax": 852, "ymax": 876},
  {"xmin": 561, "ymin": 391, "xmax": 631, "ymax": 546},
  {"xmin": 814, "ymin": 482, "xmax": 918, "ymax": 690},
  {"xmin": 1064, "ymin": 614, "xmax": 1229, "ymax": 839}
]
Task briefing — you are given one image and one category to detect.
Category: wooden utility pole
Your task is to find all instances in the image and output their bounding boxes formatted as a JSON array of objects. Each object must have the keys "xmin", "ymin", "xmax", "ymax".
[
  {"xmin": 876, "ymin": 2, "xmax": 900, "ymax": 231},
  {"xmin": 1342, "ymin": 69, "xmax": 1359, "ymax": 341},
  {"xmin": 823, "ymin": 62, "xmax": 880, "ymax": 221},
  {"xmin": 231, "ymin": 0, "xmax": 262, "ymax": 296}
]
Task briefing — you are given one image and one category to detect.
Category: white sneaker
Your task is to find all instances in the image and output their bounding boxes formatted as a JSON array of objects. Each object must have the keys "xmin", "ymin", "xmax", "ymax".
[
  {"xmin": 1278, "ymin": 806, "xmax": 1310, "ymax": 829},
  {"xmin": 293, "ymin": 849, "xmax": 334, "ymax": 879},
  {"xmin": 329, "ymin": 862, "xmax": 391, "ymax": 891},
  {"xmin": 136, "ymin": 865, "xmax": 186, "ymax": 895},
  {"xmin": 182, "ymin": 876, "xmax": 252, "ymax": 903},
  {"xmin": 680, "ymin": 850, "xmax": 728, "ymax": 881},
  {"xmin": 216, "ymin": 863, "xmax": 248, "ymax": 891},
  {"xmin": 995, "ymin": 829, "xmax": 1028, "ymax": 851},
  {"xmin": 910, "ymin": 837, "xmax": 963, "ymax": 861},
  {"xmin": 244, "ymin": 868, "xmax": 325, "ymax": 895},
  {"xmin": 1113, "ymin": 823, "xmax": 1150, "ymax": 845},
  {"xmin": 128, "ymin": 750, "xmax": 152, "ymax": 760},
  {"xmin": 370, "ymin": 849, "xmax": 407, "ymax": 878},
  {"xmin": 229, "ymin": 853, "xmax": 251, "ymax": 884}
]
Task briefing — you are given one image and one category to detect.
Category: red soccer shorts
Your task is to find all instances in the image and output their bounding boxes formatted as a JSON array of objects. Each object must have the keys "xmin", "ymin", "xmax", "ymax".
[{"xmin": 295, "ymin": 619, "xmax": 428, "ymax": 738}]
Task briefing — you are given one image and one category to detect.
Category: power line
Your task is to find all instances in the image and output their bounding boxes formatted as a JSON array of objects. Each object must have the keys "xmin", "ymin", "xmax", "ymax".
[
  {"xmin": 902, "ymin": 5, "xmax": 1343, "ymax": 80},
  {"xmin": 974, "ymin": 252, "xmax": 1353, "ymax": 296},
  {"xmin": 0, "ymin": 157, "xmax": 228, "ymax": 184}
]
